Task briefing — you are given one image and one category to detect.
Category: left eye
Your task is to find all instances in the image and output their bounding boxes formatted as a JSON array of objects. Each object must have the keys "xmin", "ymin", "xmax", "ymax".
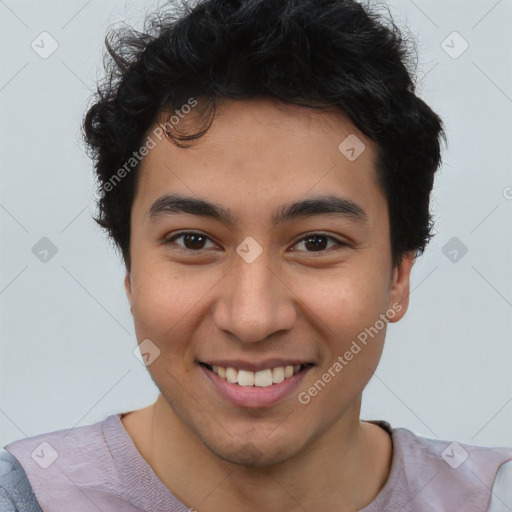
[
  {"xmin": 291, "ymin": 233, "xmax": 346, "ymax": 253},
  {"xmin": 165, "ymin": 231, "xmax": 347, "ymax": 254}
]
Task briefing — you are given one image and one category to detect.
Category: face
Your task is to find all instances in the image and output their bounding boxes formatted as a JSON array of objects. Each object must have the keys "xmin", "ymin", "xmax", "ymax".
[{"xmin": 125, "ymin": 97, "xmax": 414, "ymax": 466}]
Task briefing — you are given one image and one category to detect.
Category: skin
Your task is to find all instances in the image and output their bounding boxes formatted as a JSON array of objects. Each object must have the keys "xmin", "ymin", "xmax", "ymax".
[{"xmin": 122, "ymin": 97, "xmax": 415, "ymax": 512}]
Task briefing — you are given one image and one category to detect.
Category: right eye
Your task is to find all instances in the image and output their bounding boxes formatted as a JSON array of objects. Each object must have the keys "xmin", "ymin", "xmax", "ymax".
[{"xmin": 164, "ymin": 231, "xmax": 218, "ymax": 252}]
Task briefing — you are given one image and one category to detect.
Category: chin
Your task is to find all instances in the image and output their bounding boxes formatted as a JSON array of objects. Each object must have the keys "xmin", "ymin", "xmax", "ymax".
[
  {"xmin": 206, "ymin": 434, "xmax": 300, "ymax": 468},
  {"xmin": 183, "ymin": 413, "xmax": 305, "ymax": 468}
]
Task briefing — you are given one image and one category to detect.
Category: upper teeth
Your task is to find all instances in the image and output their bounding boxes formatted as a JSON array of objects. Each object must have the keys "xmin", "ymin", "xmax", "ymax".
[{"xmin": 210, "ymin": 365, "xmax": 303, "ymax": 387}]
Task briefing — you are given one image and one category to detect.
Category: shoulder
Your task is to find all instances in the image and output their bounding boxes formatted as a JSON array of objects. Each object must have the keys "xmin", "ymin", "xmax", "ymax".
[
  {"xmin": 0, "ymin": 449, "xmax": 43, "ymax": 512},
  {"xmin": 4, "ymin": 414, "xmax": 114, "ymax": 468},
  {"xmin": 375, "ymin": 421, "xmax": 512, "ymax": 511},
  {"xmin": 2, "ymin": 414, "xmax": 134, "ymax": 512},
  {"xmin": 396, "ymin": 425, "xmax": 512, "ymax": 511},
  {"xmin": 488, "ymin": 459, "xmax": 512, "ymax": 512}
]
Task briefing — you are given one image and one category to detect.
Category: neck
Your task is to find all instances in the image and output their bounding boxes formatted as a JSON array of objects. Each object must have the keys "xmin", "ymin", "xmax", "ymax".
[{"xmin": 122, "ymin": 394, "xmax": 392, "ymax": 512}]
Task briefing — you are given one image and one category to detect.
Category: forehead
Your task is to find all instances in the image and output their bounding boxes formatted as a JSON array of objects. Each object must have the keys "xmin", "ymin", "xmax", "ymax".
[{"xmin": 133, "ymin": 97, "xmax": 385, "ymax": 227}]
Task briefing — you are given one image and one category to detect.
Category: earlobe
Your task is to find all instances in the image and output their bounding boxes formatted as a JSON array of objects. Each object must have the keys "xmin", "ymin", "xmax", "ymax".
[
  {"xmin": 124, "ymin": 273, "xmax": 133, "ymax": 310},
  {"xmin": 387, "ymin": 251, "xmax": 416, "ymax": 323}
]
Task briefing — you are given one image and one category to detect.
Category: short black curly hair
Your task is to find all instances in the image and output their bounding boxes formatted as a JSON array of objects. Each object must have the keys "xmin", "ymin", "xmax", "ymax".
[{"xmin": 83, "ymin": 0, "xmax": 446, "ymax": 271}]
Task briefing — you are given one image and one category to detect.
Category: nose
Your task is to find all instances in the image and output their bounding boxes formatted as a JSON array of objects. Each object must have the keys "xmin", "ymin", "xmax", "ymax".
[{"xmin": 212, "ymin": 249, "xmax": 297, "ymax": 344}]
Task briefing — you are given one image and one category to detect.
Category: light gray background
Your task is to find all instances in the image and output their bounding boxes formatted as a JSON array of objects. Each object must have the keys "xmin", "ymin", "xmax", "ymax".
[{"xmin": 1, "ymin": 0, "xmax": 511, "ymax": 449}]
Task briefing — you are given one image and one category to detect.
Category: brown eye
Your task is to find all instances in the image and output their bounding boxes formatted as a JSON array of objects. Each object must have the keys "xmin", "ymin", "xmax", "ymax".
[
  {"xmin": 291, "ymin": 233, "xmax": 346, "ymax": 253},
  {"xmin": 164, "ymin": 231, "xmax": 347, "ymax": 255},
  {"xmin": 166, "ymin": 232, "xmax": 216, "ymax": 251}
]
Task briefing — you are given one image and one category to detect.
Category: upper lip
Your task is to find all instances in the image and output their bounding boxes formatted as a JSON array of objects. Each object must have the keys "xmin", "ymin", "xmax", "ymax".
[{"xmin": 199, "ymin": 359, "xmax": 314, "ymax": 372}]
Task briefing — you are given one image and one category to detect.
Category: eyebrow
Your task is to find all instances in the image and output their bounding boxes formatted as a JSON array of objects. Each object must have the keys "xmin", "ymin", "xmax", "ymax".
[{"xmin": 148, "ymin": 193, "xmax": 369, "ymax": 227}]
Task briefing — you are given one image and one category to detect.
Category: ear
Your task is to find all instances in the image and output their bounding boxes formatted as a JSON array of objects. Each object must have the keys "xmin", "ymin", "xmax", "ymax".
[
  {"xmin": 124, "ymin": 272, "xmax": 133, "ymax": 311},
  {"xmin": 387, "ymin": 251, "xmax": 416, "ymax": 323}
]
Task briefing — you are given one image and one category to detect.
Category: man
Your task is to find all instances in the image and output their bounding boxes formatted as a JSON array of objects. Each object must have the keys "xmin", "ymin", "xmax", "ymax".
[{"xmin": 2, "ymin": 0, "xmax": 511, "ymax": 510}]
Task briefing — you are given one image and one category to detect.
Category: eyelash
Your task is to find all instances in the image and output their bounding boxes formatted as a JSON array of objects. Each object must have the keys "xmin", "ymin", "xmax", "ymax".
[{"xmin": 164, "ymin": 231, "xmax": 348, "ymax": 255}]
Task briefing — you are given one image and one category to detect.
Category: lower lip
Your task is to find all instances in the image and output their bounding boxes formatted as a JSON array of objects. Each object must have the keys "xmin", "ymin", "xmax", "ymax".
[{"xmin": 199, "ymin": 364, "xmax": 313, "ymax": 408}]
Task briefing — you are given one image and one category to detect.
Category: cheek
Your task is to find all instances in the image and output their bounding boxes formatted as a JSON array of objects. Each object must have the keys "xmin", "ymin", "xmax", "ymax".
[
  {"xmin": 301, "ymin": 280, "xmax": 389, "ymax": 413},
  {"xmin": 293, "ymin": 267, "xmax": 389, "ymax": 379},
  {"xmin": 129, "ymin": 256, "xmax": 223, "ymax": 353},
  {"xmin": 294, "ymin": 265, "xmax": 390, "ymax": 334}
]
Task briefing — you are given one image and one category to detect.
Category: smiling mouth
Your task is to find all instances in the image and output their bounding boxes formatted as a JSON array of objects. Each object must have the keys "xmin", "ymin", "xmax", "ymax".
[{"xmin": 199, "ymin": 362, "xmax": 314, "ymax": 388}]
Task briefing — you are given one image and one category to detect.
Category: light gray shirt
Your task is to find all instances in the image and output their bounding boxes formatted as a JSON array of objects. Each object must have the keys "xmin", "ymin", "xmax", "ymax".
[{"xmin": 2, "ymin": 413, "xmax": 512, "ymax": 511}]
